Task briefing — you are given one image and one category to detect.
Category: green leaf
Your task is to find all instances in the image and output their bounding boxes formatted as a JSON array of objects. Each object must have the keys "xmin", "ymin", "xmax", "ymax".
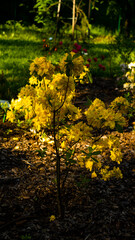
[
  {"xmin": 65, "ymin": 149, "xmax": 75, "ymax": 165},
  {"xmin": 35, "ymin": 148, "xmax": 47, "ymax": 157},
  {"xmin": 3, "ymin": 113, "xmax": 6, "ymax": 123},
  {"xmin": 85, "ymin": 97, "xmax": 92, "ymax": 107},
  {"xmin": 91, "ymin": 157, "xmax": 98, "ymax": 163},
  {"xmin": 88, "ymin": 73, "xmax": 93, "ymax": 84},
  {"xmin": 81, "ymin": 147, "xmax": 100, "ymax": 160},
  {"xmin": 47, "ymin": 95, "xmax": 52, "ymax": 107},
  {"xmin": 92, "ymin": 151, "xmax": 101, "ymax": 155},
  {"xmin": 88, "ymin": 146, "xmax": 93, "ymax": 153},
  {"xmin": 81, "ymin": 150, "xmax": 88, "ymax": 155}
]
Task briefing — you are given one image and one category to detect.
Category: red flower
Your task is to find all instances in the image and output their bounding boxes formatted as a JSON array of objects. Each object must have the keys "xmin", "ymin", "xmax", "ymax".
[
  {"xmin": 43, "ymin": 43, "xmax": 49, "ymax": 49},
  {"xmin": 83, "ymin": 48, "xmax": 87, "ymax": 53},
  {"xmin": 93, "ymin": 57, "xmax": 98, "ymax": 62},
  {"xmin": 87, "ymin": 58, "xmax": 91, "ymax": 62},
  {"xmin": 99, "ymin": 64, "xmax": 106, "ymax": 71},
  {"xmin": 99, "ymin": 64, "xmax": 103, "ymax": 69},
  {"xmin": 101, "ymin": 55, "xmax": 105, "ymax": 60},
  {"xmin": 72, "ymin": 49, "xmax": 78, "ymax": 53},
  {"xmin": 59, "ymin": 41, "xmax": 63, "ymax": 45},
  {"xmin": 86, "ymin": 64, "xmax": 90, "ymax": 68},
  {"xmin": 42, "ymin": 39, "xmax": 46, "ymax": 42},
  {"xmin": 74, "ymin": 43, "xmax": 81, "ymax": 51},
  {"xmin": 74, "ymin": 43, "xmax": 78, "ymax": 48},
  {"xmin": 76, "ymin": 45, "xmax": 81, "ymax": 51}
]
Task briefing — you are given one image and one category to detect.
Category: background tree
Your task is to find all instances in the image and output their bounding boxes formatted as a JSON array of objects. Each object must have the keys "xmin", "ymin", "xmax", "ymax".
[
  {"xmin": 106, "ymin": 0, "xmax": 134, "ymax": 36},
  {"xmin": 72, "ymin": 0, "xmax": 76, "ymax": 38},
  {"xmin": 55, "ymin": 0, "xmax": 62, "ymax": 40},
  {"xmin": 0, "ymin": 0, "xmax": 134, "ymax": 37}
]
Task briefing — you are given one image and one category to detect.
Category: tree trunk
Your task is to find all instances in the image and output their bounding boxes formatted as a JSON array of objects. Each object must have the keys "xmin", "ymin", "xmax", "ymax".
[
  {"xmin": 53, "ymin": 110, "xmax": 63, "ymax": 218},
  {"xmin": 55, "ymin": 0, "xmax": 62, "ymax": 42},
  {"xmin": 88, "ymin": 0, "xmax": 92, "ymax": 37},
  {"xmin": 72, "ymin": 0, "xmax": 76, "ymax": 40},
  {"xmin": 88, "ymin": 0, "xmax": 92, "ymax": 20},
  {"xmin": 57, "ymin": 0, "xmax": 62, "ymax": 19}
]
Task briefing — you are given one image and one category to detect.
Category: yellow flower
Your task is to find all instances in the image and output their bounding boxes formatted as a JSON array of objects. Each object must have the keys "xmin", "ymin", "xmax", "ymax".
[
  {"xmin": 29, "ymin": 76, "xmax": 38, "ymax": 85},
  {"xmin": 61, "ymin": 141, "xmax": 67, "ymax": 149},
  {"xmin": 110, "ymin": 148, "xmax": 122, "ymax": 164},
  {"xmin": 6, "ymin": 110, "xmax": 16, "ymax": 122},
  {"xmin": 91, "ymin": 171, "xmax": 97, "ymax": 178},
  {"xmin": 77, "ymin": 154, "xmax": 85, "ymax": 167},
  {"xmin": 85, "ymin": 160, "xmax": 93, "ymax": 171},
  {"xmin": 50, "ymin": 215, "xmax": 56, "ymax": 222}
]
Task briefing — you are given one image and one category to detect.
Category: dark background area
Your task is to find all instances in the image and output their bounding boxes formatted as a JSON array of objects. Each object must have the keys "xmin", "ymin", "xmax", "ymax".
[
  {"xmin": 0, "ymin": 0, "xmax": 135, "ymax": 34},
  {"xmin": 0, "ymin": 0, "xmax": 36, "ymax": 25}
]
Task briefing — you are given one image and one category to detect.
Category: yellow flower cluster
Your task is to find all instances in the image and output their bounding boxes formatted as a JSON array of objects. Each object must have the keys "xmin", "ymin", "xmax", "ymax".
[
  {"xmin": 59, "ymin": 122, "xmax": 92, "ymax": 146},
  {"xmin": 72, "ymin": 55, "xmax": 85, "ymax": 77},
  {"xmin": 68, "ymin": 122, "xmax": 92, "ymax": 142},
  {"xmin": 93, "ymin": 135, "xmax": 122, "ymax": 163},
  {"xmin": 123, "ymin": 62, "xmax": 135, "ymax": 93},
  {"xmin": 110, "ymin": 147, "xmax": 122, "ymax": 164},
  {"xmin": 59, "ymin": 52, "xmax": 87, "ymax": 79},
  {"xmin": 110, "ymin": 96, "xmax": 129, "ymax": 115},
  {"xmin": 7, "ymin": 54, "xmax": 87, "ymax": 131},
  {"xmin": 29, "ymin": 56, "xmax": 54, "ymax": 78},
  {"xmin": 85, "ymin": 98, "xmax": 126, "ymax": 129},
  {"xmin": 100, "ymin": 166, "xmax": 123, "ymax": 181},
  {"xmin": 77, "ymin": 148, "xmax": 101, "ymax": 178},
  {"xmin": 7, "ymin": 93, "xmax": 35, "ymax": 122},
  {"xmin": 87, "ymin": 134, "xmax": 123, "ymax": 180},
  {"xmin": 29, "ymin": 76, "xmax": 38, "ymax": 85},
  {"xmin": 7, "ymin": 74, "xmax": 77, "ymax": 131},
  {"xmin": 50, "ymin": 73, "xmax": 75, "ymax": 96}
]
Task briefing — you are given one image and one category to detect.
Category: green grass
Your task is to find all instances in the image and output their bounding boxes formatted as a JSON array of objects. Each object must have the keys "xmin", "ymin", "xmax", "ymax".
[
  {"xmin": 0, "ymin": 22, "xmax": 134, "ymax": 100},
  {"xmin": 0, "ymin": 24, "xmax": 46, "ymax": 99}
]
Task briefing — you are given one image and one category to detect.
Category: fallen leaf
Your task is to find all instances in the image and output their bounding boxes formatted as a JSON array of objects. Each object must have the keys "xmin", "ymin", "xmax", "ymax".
[
  {"xmin": 13, "ymin": 137, "xmax": 19, "ymax": 141},
  {"xmin": 14, "ymin": 145, "xmax": 19, "ymax": 150}
]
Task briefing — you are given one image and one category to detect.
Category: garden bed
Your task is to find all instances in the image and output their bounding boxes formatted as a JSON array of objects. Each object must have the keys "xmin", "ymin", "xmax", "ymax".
[{"xmin": 0, "ymin": 78, "xmax": 135, "ymax": 240}]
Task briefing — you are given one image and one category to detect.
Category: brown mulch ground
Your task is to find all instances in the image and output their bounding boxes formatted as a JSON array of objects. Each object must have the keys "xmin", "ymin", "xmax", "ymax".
[{"xmin": 0, "ymin": 78, "xmax": 135, "ymax": 240}]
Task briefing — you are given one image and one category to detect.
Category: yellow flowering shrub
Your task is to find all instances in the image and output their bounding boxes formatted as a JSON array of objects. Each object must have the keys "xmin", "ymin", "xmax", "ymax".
[
  {"xmin": 85, "ymin": 98, "xmax": 126, "ymax": 129},
  {"xmin": 6, "ymin": 52, "xmax": 124, "ymax": 182}
]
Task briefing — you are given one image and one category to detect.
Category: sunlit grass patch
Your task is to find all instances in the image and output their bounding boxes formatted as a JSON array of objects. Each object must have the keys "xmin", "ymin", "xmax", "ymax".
[{"xmin": 0, "ymin": 23, "xmax": 135, "ymax": 100}]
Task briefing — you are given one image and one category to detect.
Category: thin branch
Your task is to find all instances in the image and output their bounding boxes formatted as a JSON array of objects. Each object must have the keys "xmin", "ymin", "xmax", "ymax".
[{"xmin": 55, "ymin": 76, "xmax": 70, "ymax": 113}]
